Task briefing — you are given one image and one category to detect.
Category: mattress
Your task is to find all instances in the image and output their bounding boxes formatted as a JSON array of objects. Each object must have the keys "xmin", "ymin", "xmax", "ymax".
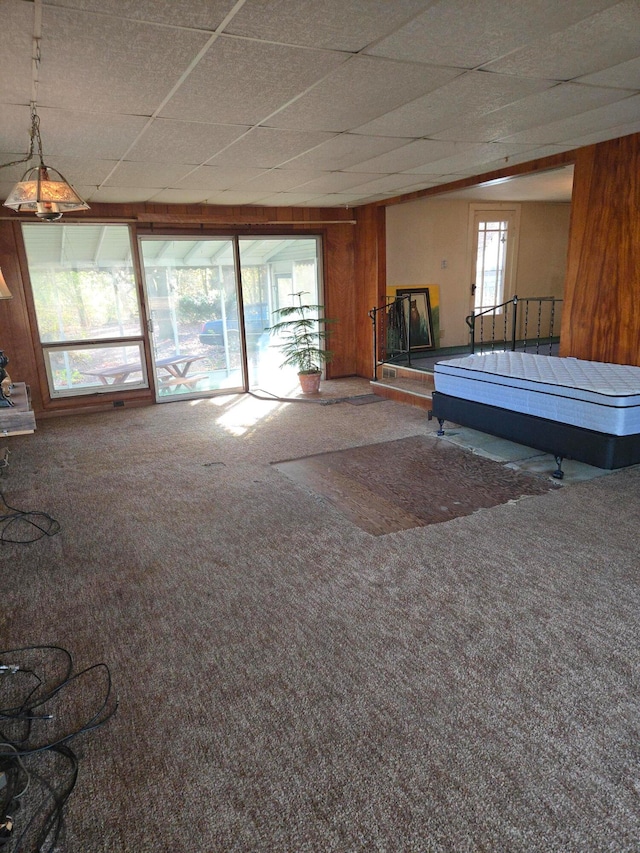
[{"xmin": 434, "ymin": 352, "xmax": 640, "ymax": 436}]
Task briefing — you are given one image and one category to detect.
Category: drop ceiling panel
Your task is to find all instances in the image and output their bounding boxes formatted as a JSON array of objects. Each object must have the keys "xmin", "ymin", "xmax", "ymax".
[
  {"xmin": 104, "ymin": 161, "xmax": 194, "ymax": 188},
  {"xmin": 175, "ymin": 165, "xmax": 269, "ymax": 191},
  {"xmin": 126, "ymin": 120, "xmax": 250, "ymax": 165},
  {"xmin": 354, "ymin": 72, "xmax": 556, "ymax": 138},
  {"xmin": 159, "ymin": 37, "xmax": 349, "ymax": 126},
  {"xmin": 485, "ymin": 1, "xmax": 640, "ymax": 80},
  {"xmin": 1, "ymin": 0, "xmax": 639, "ymax": 209},
  {"xmin": 577, "ymin": 55, "xmax": 640, "ymax": 89},
  {"xmin": 39, "ymin": 7, "xmax": 212, "ymax": 114},
  {"xmin": 45, "ymin": 0, "xmax": 240, "ymax": 29},
  {"xmin": 287, "ymin": 172, "xmax": 381, "ymax": 193},
  {"xmin": 232, "ymin": 169, "xmax": 328, "ymax": 193},
  {"xmin": 33, "ymin": 109, "xmax": 149, "ymax": 159},
  {"xmin": 403, "ymin": 142, "xmax": 540, "ymax": 174},
  {"xmin": 331, "ymin": 174, "xmax": 433, "ymax": 196},
  {"xmin": 205, "ymin": 127, "xmax": 337, "ymax": 169},
  {"xmin": 430, "ymin": 83, "xmax": 636, "ymax": 142},
  {"xmin": 254, "ymin": 192, "xmax": 326, "ymax": 207},
  {"xmin": 86, "ymin": 186, "xmax": 160, "ymax": 203},
  {"xmin": 146, "ymin": 189, "xmax": 209, "ymax": 204},
  {"xmin": 224, "ymin": 0, "xmax": 435, "ymax": 51},
  {"xmin": 347, "ymin": 140, "xmax": 477, "ymax": 173},
  {"xmin": 280, "ymin": 133, "xmax": 408, "ymax": 171},
  {"xmin": 0, "ymin": 105, "xmax": 33, "ymax": 154},
  {"xmin": 0, "ymin": 1, "xmax": 33, "ymax": 103},
  {"xmin": 500, "ymin": 94, "xmax": 640, "ymax": 144},
  {"xmin": 365, "ymin": 0, "xmax": 619, "ymax": 68},
  {"xmin": 203, "ymin": 190, "xmax": 279, "ymax": 205},
  {"xmin": 268, "ymin": 56, "xmax": 463, "ymax": 132}
]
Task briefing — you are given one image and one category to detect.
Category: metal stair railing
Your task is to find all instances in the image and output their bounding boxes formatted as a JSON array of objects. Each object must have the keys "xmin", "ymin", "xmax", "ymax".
[
  {"xmin": 466, "ymin": 295, "xmax": 563, "ymax": 355},
  {"xmin": 368, "ymin": 294, "xmax": 413, "ymax": 380}
]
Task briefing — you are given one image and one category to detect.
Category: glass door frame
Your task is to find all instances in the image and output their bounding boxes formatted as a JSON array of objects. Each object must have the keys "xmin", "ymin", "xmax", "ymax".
[{"xmin": 137, "ymin": 233, "xmax": 248, "ymax": 403}]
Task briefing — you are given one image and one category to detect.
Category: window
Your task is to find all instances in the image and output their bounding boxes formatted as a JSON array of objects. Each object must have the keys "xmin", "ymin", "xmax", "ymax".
[{"xmin": 22, "ymin": 224, "xmax": 147, "ymax": 397}]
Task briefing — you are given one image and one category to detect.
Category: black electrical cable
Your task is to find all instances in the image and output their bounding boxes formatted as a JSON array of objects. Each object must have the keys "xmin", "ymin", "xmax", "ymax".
[
  {"xmin": 0, "ymin": 494, "xmax": 60, "ymax": 544},
  {"xmin": 0, "ymin": 646, "xmax": 116, "ymax": 853}
]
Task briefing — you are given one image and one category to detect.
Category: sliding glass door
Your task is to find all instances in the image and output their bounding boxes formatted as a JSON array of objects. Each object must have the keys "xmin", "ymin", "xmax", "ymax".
[
  {"xmin": 22, "ymin": 226, "xmax": 323, "ymax": 403},
  {"xmin": 140, "ymin": 235, "xmax": 322, "ymax": 400},
  {"xmin": 238, "ymin": 237, "xmax": 322, "ymax": 396},
  {"xmin": 139, "ymin": 238, "xmax": 244, "ymax": 400}
]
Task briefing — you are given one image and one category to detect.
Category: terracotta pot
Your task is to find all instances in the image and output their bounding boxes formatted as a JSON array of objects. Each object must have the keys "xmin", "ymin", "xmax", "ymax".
[{"xmin": 298, "ymin": 371, "xmax": 321, "ymax": 395}]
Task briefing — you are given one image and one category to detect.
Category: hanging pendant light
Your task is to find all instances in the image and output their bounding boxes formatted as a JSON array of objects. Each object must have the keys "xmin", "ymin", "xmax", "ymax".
[
  {"xmin": 0, "ymin": 269, "xmax": 12, "ymax": 299},
  {"xmin": 3, "ymin": 107, "xmax": 89, "ymax": 222}
]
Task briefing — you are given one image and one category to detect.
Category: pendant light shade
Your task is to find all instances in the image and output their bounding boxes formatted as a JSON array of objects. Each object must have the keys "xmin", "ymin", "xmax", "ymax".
[
  {"xmin": 0, "ymin": 269, "xmax": 12, "ymax": 299},
  {"xmin": 4, "ymin": 163, "xmax": 89, "ymax": 221}
]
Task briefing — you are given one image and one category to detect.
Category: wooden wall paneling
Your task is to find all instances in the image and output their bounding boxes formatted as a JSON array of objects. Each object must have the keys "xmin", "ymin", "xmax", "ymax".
[
  {"xmin": 353, "ymin": 205, "xmax": 384, "ymax": 380},
  {"xmin": 561, "ymin": 133, "xmax": 640, "ymax": 366},
  {"xmin": 0, "ymin": 222, "xmax": 45, "ymax": 411},
  {"xmin": 323, "ymin": 223, "xmax": 356, "ymax": 379}
]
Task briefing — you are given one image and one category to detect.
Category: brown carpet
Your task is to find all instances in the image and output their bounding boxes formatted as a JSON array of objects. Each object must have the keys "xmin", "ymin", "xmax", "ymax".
[
  {"xmin": 274, "ymin": 435, "xmax": 556, "ymax": 534},
  {"xmin": 2, "ymin": 380, "xmax": 640, "ymax": 852}
]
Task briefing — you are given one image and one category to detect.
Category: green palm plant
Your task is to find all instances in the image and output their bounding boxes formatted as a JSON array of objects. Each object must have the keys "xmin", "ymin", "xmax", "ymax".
[{"xmin": 267, "ymin": 291, "xmax": 336, "ymax": 376}]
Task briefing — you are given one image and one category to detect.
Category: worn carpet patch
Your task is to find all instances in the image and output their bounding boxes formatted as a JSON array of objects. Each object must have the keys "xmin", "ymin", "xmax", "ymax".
[
  {"xmin": 344, "ymin": 393, "xmax": 386, "ymax": 405},
  {"xmin": 274, "ymin": 434, "xmax": 557, "ymax": 534}
]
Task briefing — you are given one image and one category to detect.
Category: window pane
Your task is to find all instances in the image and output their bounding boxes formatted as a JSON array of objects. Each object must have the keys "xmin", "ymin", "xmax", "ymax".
[
  {"xmin": 44, "ymin": 343, "xmax": 147, "ymax": 396},
  {"xmin": 22, "ymin": 224, "xmax": 142, "ymax": 343}
]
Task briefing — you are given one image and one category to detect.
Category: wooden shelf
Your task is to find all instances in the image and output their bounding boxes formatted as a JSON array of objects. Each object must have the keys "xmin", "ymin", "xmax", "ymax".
[{"xmin": 0, "ymin": 383, "xmax": 36, "ymax": 436}]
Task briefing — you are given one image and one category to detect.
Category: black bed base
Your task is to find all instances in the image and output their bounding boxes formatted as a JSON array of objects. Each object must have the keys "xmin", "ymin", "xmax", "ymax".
[{"xmin": 430, "ymin": 391, "xmax": 640, "ymax": 474}]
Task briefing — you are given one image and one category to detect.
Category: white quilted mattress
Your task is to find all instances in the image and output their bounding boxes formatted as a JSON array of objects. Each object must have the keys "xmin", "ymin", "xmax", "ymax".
[{"xmin": 434, "ymin": 352, "xmax": 640, "ymax": 436}]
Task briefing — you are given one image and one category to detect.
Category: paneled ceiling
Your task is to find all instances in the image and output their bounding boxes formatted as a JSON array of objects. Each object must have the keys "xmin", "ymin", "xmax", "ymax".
[{"xmin": 1, "ymin": 0, "xmax": 639, "ymax": 208}]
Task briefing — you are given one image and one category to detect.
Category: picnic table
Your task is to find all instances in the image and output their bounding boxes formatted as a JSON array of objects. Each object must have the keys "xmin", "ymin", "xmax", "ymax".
[{"xmin": 82, "ymin": 354, "xmax": 207, "ymax": 388}]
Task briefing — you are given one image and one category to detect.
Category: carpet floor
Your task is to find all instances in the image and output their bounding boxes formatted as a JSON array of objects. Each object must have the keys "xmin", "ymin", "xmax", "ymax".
[{"xmin": 1, "ymin": 378, "xmax": 639, "ymax": 852}]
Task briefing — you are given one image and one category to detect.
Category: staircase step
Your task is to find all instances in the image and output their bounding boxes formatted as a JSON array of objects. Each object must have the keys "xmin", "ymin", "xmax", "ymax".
[{"xmin": 370, "ymin": 372, "xmax": 433, "ymax": 411}]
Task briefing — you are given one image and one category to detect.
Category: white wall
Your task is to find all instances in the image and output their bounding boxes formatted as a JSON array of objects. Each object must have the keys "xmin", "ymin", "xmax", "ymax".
[{"xmin": 386, "ymin": 197, "xmax": 570, "ymax": 348}]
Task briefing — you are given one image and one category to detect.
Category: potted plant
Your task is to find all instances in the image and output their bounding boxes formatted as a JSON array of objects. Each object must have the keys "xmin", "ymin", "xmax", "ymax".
[{"xmin": 267, "ymin": 291, "xmax": 336, "ymax": 394}]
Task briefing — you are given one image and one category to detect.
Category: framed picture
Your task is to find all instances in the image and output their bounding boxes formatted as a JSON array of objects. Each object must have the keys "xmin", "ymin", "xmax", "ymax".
[{"xmin": 396, "ymin": 288, "xmax": 435, "ymax": 351}]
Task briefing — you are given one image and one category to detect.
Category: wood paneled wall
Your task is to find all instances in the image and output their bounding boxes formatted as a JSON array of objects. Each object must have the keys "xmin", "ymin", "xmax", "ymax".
[{"xmin": 560, "ymin": 132, "xmax": 640, "ymax": 365}]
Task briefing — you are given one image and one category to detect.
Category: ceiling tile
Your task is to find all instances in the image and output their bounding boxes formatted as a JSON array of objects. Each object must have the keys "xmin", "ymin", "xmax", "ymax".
[
  {"xmin": 253, "ymin": 192, "xmax": 326, "ymax": 206},
  {"xmin": 0, "ymin": 1, "xmax": 33, "ymax": 103},
  {"xmin": 104, "ymin": 161, "xmax": 194, "ymax": 187},
  {"xmin": 430, "ymin": 83, "xmax": 636, "ymax": 142},
  {"xmin": 287, "ymin": 172, "xmax": 381, "ymax": 193},
  {"xmin": 39, "ymin": 7, "xmax": 212, "ymax": 114},
  {"xmin": 331, "ymin": 174, "xmax": 432, "ymax": 196},
  {"xmin": 268, "ymin": 56, "xmax": 463, "ymax": 132},
  {"xmin": 203, "ymin": 190, "xmax": 277, "ymax": 205},
  {"xmin": 232, "ymin": 169, "xmax": 328, "ymax": 193},
  {"xmin": 281, "ymin": 134, "xmax": 412, "ymax": 171},
  {"xmin": 484, "ymin": 1, "xmax": 640, "ymax": 80},
  {"xmin": 562, "ymin": 119, "xmax": 640, "ymax": 148},
  {"xmin": 33, "ymin": 108, "xmax": 149, "ymax": 159},
  {"xmin": 45, "ymin": 0, "xmax": 239, "ymax": 29},
  {"xmin": 500, "ymin": 94, "xmax": 640, "ymax": 144},
  {"xmin": 365, "ymin": 0, "xmax": 620, "ymax": 68},
  {"xmin": 206, "ymin": 127, "xmax": 338, "ymax": 169},
  {"xmin": 146, "ymin": 189, "xmax": 210, "ymax": 204},
  {"xmin": 160, "ymin": 36, "xmax": 349, "ymax": 125},
  {"xmin": 402, "ymin": 142, "xmax": 540, "ymax": 174},
  {"xmin": 577, "ymin": 55, "xmax": 640, "ymax": 89},
  {"xmin": 174, "ymin": 165, "xmax": 268, "ymax": 191},
  {"xmin": 347, "ymin": 140, "xmax": 476, "ymax": 173},
  {"xmin": 0, "ymin": 105, "xmax": 33, "ymax": 154},
  {"xmin": 127, "ymin": 120, "xmax": 250, "ymax": 164},
  {"xmin": 86, "ymin": 186, "xmax": 158, "ymax": 203},
  {"xmin": 225, "ymin": 0, "xmax": 435, "ymax": 51},
  {"xmin": 354, "ymin": 72, "xmax": 555, "ymax": 138}
]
